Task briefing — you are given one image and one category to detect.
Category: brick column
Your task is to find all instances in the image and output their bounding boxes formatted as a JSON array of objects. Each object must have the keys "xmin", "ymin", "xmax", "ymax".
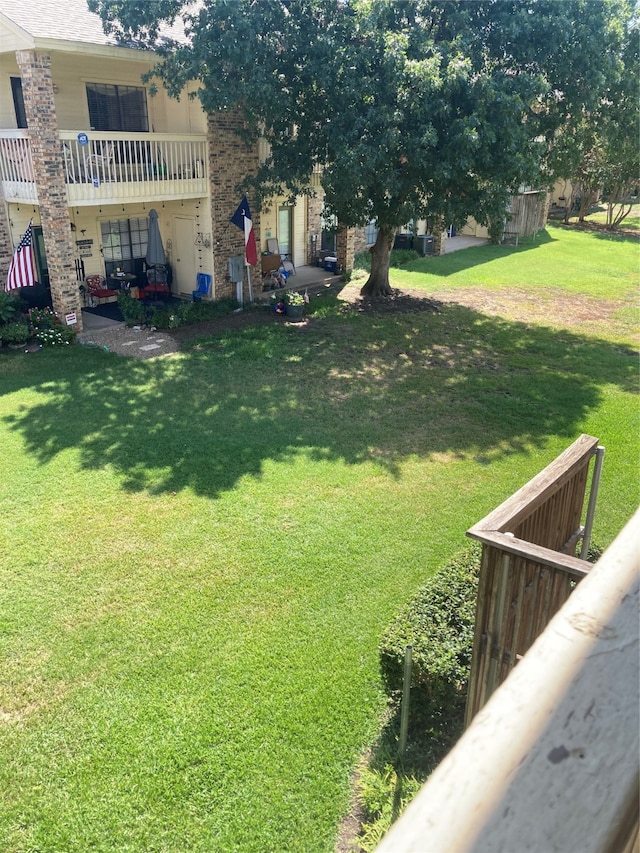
[
  {"xmin": 16, "ymin": 50, "xmax": 82, "ymax": 329},
  {"xmin": 336, "ymin": 224, "xmax": 355, "ymax": 274},
  {"xmin": 208, "ymin": 111, "xmax": 260, "ymax": 301},
  {"xmin": 432, "ymin": 222, "xmax": 448, "ymax": 256}
]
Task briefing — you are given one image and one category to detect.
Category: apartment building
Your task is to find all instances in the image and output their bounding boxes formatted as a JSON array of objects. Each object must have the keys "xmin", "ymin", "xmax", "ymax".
[{"xmin": 0, "ymin": 0, "xmax": 328, "ymax": 329}]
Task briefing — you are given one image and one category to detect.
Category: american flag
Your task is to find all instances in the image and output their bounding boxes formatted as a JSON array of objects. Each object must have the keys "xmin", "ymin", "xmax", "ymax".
[{"xmin": 6, "ymin": 220, "xmax": 36, "ymax": 291}]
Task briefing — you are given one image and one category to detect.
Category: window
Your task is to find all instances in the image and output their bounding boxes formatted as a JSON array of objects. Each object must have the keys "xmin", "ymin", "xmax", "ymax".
[
  {"xmin": 87, "ymin": 83, "xmax": 148, "ymax": 132},
  {"xmin": 277, "ymin": 206, "xmax": 292, "ymax": 257},
  {"xmin": 11, "ymin": 77, "xmax": 27, "ymax": 128},
  {"xmin": 321, "ymin": 208, "xmax": 337, "ymax": 253},
  {"xmin": 365, "ymin": 220, "xmax": 379, "ymax": 246},
  {"xmin": 100, "ymin": 217, "xmax": 149, "ymax": 277}
]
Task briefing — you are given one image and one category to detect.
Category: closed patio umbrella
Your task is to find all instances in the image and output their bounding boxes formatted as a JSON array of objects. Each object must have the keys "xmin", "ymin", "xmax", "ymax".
[{"xmin": 146, "ymin": 208, "xmax": 166, "ymax": 267}]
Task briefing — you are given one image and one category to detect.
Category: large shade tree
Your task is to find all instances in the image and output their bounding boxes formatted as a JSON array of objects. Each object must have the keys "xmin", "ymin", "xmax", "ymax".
[
  {"xmin": 91, "ymin": 0, "xmax": 627, "ymax": 295},
  {"xmin": 546, "ymin": 5, "xmax": 639, "ymax": 229}
]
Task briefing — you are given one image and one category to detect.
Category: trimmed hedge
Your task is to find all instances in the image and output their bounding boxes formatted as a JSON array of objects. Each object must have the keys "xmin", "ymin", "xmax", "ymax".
[
  {"xmin": 353, "ymin": 248, "xmax": 421, "ymax": 272},
  {"xmin": 117, "ymin": 292, "xmax": 240, "ymax": 329},
  {"xmin": 379, "ymin": 542, "xmax": 481, "ymax": 718},
  {"xmin": 379, "ymin": 539, "xmax": 603, "ymax": 720}
]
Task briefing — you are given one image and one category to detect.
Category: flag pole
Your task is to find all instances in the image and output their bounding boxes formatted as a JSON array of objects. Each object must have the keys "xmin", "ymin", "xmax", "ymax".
[{"xmin": 246, "ymin": 260, "xmax": 253, "ymax": 302}]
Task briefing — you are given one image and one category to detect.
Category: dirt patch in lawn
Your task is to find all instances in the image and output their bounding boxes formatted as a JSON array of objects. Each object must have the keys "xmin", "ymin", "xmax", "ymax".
[{"xmin": 340, "ymin": 284, "xmax": 631, "ymax": 330}]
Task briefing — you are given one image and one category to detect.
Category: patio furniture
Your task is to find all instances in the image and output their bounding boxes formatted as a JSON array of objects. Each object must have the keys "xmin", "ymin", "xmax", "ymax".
[
  {"xmin": 192, "ymin": 273, "xmax": 211, "ymax": 301},
  {"xmin": 267, "ymin": 237, "xmax": 295, "ymax": 275},
  {"xmin": 140, "ymin": 265, "xmax": 171, "ymax": 301},
  {"xmin": 86, "ymin": 274, "xmax": 118, "ymax": 306}
]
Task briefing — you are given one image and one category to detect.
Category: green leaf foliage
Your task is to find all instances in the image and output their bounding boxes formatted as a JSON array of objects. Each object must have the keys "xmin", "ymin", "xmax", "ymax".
[
  {"xmin": 90, "ymin": 0, "xmax": 630, "ymax": 294},
  {"xmin": 379, "ymin": 542, "xmax": 480, "ymax": 716}
]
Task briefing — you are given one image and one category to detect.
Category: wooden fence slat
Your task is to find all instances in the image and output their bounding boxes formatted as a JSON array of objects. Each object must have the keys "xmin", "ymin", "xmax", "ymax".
[{"xmin": 465, "ymin": 435, "xmax": 602, "ymax": 724}]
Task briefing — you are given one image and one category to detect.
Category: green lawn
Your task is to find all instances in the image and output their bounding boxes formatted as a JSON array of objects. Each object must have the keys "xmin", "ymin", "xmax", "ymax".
[
  {"xmin": 384, "ymin": 221, "xmax": 638, "ymax": 298},
  {"xmin": 0, "ymin": 224, "xmax": 638, "ymax": 852}
]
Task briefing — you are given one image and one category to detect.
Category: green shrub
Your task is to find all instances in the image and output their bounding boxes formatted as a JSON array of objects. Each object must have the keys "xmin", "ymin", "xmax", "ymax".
[
  {"xmin": 1, "ymin": 320, "xmax": 30, "ymax": 344},
  {"xmin": 389, "ymin": 248, "xmax": 421, "ymax": 267},
  {"xmin": 0, "ymin": 291, "xmax": 21, "ymax": 325},
  {"xmin": 117, "ymin": 292, "xmax": 146, "ymax": 326},
  {"xmin": 358, "ymin": 764, "xmax": 423, "ymax": 852},
  {"xmin": 353, "ymin": 248, "xmax": 421, "ymax": 273},
  {"xmin": 379, "ymin": 542, "xmax": 480, "ymax": 720},
  {"xmin": 28, "ymin": 306, "xmax": 57, "ymax": 330},
  {"xmin": 33, "ymin": 325, "xmax": 76, "ymax": 346},
  {"xmin": 147, "ymin": 305, "xmax": 181, "ymax": 330}
]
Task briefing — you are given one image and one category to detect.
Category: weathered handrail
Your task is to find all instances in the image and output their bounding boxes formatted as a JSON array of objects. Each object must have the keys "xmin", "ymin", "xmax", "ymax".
[
  {"xmin": 376, "ymin": 506, "xmax": 640, "ymax": 853},
  {"xmin": 465, "ymin": 434, "xmax": 603, "ymax": 722}
]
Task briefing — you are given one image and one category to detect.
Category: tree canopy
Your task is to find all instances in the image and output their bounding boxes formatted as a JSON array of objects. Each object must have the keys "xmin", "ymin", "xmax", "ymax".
[
  {"xmin": 547, "ymin": 5, "xmax": 639, "ymax": 229},
  {"xmin": 90, "ymin": 0, "xmax": 632, "ymax": 294}
]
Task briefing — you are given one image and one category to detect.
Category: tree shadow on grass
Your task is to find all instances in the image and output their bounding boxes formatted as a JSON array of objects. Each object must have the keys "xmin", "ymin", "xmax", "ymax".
[{"xmin": 1, "ymin": 299, "xmax": 637, "ymax": 498}]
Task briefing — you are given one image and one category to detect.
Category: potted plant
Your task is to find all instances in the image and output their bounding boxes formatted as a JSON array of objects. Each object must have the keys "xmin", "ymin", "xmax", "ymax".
[
  {"xmin": 285, "ymin": 290, "xmax": 306, "ymax": 320},
  {"xmin": 1, "ymin": 320, "xmax": 30, "ymax": 348}
]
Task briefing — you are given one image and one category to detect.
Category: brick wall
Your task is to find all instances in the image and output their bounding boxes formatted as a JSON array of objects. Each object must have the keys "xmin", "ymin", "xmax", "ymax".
[
  {"xmin": 208, "ymin": 112, "xmax": 260, "ymax": 302},
  {"xmin": 353, "ymin": 227, "xmax": 370, "ymax": 255},
  {"xmin": 336, "ymin": 224, "xmax": 355, "ymax": 274},
  {"xmin": 16, "ymin": 50, "xmax": 83, "ymax": 328}
]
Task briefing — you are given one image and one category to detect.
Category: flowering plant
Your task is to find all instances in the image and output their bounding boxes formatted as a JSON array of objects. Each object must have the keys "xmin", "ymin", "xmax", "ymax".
[
  {"xmin": 33, "ymin": 326, "xmax": 75, "ymax": 346},
  {"xmin": 285, "ymin": 291, "xmax": 305, "ymax": 306},
  {"xmin": 28, "ymin": 306, "xmax": 57, "ymax": 330}
]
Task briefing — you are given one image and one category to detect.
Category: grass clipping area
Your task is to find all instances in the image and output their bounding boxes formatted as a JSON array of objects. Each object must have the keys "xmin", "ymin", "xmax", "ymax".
[{"xmin": 0, "ymin": 224, "xmax": 638, "ymax": 853}]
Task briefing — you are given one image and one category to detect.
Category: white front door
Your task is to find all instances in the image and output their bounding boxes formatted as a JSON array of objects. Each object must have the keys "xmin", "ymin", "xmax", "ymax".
[{"xmin": 173, "ymin": 216, "xmax": 198, "ymax": 297}]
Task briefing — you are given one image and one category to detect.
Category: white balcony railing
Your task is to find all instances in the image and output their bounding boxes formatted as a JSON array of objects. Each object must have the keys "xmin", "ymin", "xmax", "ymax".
[
  {"xmin": 0, "ymin": 130, "xmax": 37, "ymax": 203},
  {"xmin": 0, "ymin": 130, "xmax": 208, "ymax": 206}
]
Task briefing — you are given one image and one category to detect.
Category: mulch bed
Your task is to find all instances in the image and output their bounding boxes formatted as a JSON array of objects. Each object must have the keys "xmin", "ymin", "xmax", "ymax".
[{"xmin": 167, "ymin": 286, "xmax": 442, "ymax": 345}]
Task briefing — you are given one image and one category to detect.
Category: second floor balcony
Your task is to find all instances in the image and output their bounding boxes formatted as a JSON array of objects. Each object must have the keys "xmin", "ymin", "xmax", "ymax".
[{"xmin": 0, "ymin": 130, "xmax": 208, "ymax": 207}]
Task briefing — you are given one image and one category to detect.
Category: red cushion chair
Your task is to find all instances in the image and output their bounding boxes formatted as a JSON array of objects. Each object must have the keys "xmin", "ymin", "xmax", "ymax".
[
  {"xmin": 140, "ymin": 266, "xmax": 171, "ymax": 301},
  {"xmin": 86, "ymin": 275, "xmax": 118, "ymax": 305}
]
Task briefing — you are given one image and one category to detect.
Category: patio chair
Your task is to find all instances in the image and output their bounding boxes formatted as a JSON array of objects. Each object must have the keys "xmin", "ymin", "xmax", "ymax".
[
  {"xmin": 86, "ymin": 274, "xmax": 118, "ymax": 306},
  {"xmin": 87, "ymin": 141, "xmax": 115, "ymax": 183},
  {"xmin": 192, "ymin": 273, "xmax": 211, "ymax": 301},
  {"xmin": 266, "ymin": 237, "xmax": 295, "ymax": 276},
  {"xmin": 140, "ymin": 265, "xmax": 171, "ymax": 301}
]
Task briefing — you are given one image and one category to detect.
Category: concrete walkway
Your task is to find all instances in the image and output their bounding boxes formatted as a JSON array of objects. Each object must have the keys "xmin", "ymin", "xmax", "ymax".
[{"xmin": 444, "ymin": 235, "xmax": 489, "ymax": 253}]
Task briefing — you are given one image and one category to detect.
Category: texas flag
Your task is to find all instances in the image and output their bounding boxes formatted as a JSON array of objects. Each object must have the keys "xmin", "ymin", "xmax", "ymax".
[{"xmin": 230, "ymin": 196, "xmax": 258, "ymax": 266}]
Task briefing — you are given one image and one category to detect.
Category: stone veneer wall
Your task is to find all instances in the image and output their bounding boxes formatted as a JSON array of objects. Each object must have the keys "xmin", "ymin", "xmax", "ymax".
[
  {"xmin": 16, "ymin": 50, "xmax": 82, "ymax": 328},
  {"xmin": 208, "ymin": 112, "xmax": 260, "ymax": 301}
]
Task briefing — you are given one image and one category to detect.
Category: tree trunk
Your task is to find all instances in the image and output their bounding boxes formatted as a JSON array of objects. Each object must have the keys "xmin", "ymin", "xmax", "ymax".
[{"xmin": 360, "ymin": 226, "xmax": 394, "ymax": 297}]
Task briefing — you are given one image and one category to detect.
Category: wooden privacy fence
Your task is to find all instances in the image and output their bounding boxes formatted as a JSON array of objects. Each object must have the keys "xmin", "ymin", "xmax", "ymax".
[{"xmin": 465, "ymin": 434, "xmax": 605, "ymax": 725}]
